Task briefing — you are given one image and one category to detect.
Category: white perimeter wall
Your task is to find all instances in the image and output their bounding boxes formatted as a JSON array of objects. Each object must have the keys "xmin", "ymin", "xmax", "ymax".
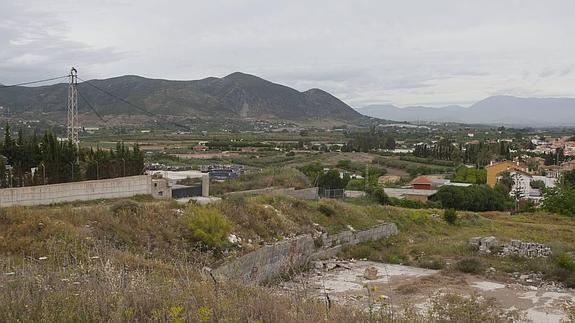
[{"xmin": 0, "ymin": 175, "xmax": 152, "ymax": 207}]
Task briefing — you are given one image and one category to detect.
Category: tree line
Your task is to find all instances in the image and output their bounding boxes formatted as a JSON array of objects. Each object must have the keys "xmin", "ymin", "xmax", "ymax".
[
  {"xmin": 0, "ymin": 125, "xmax": 144, "ymax": 188},
  {"xmin": 414, "ymin": 140, "xmax": 512, "ymax": 166},
  {"xmin": 342, "ymin": 131, "xmax": 396, "ymax": 152}
]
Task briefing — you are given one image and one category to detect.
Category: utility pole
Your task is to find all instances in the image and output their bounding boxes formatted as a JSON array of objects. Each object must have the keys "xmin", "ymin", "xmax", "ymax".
[{"xmin": 67, "ymin": 67, "xmax": 79, "ymax": 146}]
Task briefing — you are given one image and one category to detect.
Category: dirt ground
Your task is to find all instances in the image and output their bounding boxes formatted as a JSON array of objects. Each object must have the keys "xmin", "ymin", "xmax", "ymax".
[{"xmin": 280, "ymin": 260, "xmax": 574, "ymax": 322}]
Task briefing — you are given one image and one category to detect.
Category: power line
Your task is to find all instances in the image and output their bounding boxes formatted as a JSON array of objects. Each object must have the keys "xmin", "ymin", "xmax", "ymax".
[
  {"xmin": 78, "ymin": 77, "xmax": 190, "ymax": 130},
  {"xmin": 78, "ymin": 89, "xmax": 109, "ymax": 124},
  {"xmin": 78, "ymin": 77, "xmax": 155, "ymax": 117},
  {"xmin": 0, "ymin": 76, "xmax": 68, "ymax": 89}
]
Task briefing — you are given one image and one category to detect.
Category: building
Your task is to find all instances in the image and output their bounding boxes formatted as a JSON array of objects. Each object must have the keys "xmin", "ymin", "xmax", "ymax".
[
  {"xmin": 383, "ymin": 188, "xmax": 438, "ymax": 203},
  {"xmin": 209, "ymin": 168, "xmax": 240, "ymax": 180},
  {"xmin": 193, "ymin": 145, "xmax": 208, "ymax": 152},
  {"xmin": 410, "ymin": 176, "xmax": 433, "ymax": 190},
  {"xmin": 147, "ymin": 170, "xmax": 210, "ymax": 198},
  {"xmin": 507, "ymin": 170, "xmax": 557, "ymax": 202},
  {"xmin": 485, "ymin": 160, "xmax": 530, "ymax": 188}
]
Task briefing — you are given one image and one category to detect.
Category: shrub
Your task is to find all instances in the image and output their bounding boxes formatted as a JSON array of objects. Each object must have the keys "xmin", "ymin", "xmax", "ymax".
[
  {"xmin": 336, "ymin": 159, "xmax": 352, "ymax": 168},
  {"xmin": 455, "ymin": 257, "xmax": 484, "ymax": 274},
  {"xmin": 182, "ymin": 206, "xmax": 232, "ymax": 249},
  {"xmin": 419, "ymin": 257, "xmax": 446, "ymax": 270},
  {"xmin": 443, "ymin": 209, "xmax": 457, "ymax": 225},
  {"xmin": 388, "ymin": 197, "xmax": 440, "ymax": 209},
  {"xmin": 110, "ymin": 199, "xmax": 141, "ymax": 216},
  {"xmin": 370, "ymin": 186, "xmax": 389, "ymax": 205},
  {"xmin": 555, "ymin": 253, "xmax": 575, "ymax": 271},
  {"xmin": 433, "ymin": 185, "xmax": 513, "ymax": 212},
  {"xmin": 318, "ymin": 204, "xmax": 336, "ymax": 217}
]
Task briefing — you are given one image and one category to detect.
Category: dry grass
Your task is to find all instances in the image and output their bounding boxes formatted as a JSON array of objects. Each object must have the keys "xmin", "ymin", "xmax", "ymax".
[
  {"xmin": 210, "ymin": 167, "xmax": 311, "ymax": 195},
  {"xmin": 0, "ymin": 197, "xmax": 556, "ymax": 322}
]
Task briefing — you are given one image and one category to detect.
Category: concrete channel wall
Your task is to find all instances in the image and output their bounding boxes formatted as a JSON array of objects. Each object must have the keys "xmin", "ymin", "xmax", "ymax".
[
  {"xmin": 0, "ymin": 175, "xmax": 153, "ymax": 207},
  {"xmin": 214, "ymin": 223, "xmax": 398, "ymax": 283}
]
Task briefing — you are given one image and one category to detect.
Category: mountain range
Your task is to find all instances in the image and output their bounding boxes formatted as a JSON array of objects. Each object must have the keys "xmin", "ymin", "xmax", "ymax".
[
  {"xmin": 0, "ymin": 72, "xmax": 363, "ymax": 124},
  {"xmin": 358, "ymin": 96, "xmax": 575, "ymax": 126}
]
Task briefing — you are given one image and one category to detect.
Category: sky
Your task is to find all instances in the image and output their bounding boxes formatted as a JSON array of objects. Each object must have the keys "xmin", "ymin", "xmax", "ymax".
[{"xmin": 1, "ymin": 0, "xmax": 574, "ymax": 108}]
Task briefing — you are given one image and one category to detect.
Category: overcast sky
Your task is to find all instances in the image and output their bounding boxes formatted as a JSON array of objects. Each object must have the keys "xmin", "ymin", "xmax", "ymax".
[{"xmin": 1, "ymin": 0, "xmax": 574, "ymax": 108}]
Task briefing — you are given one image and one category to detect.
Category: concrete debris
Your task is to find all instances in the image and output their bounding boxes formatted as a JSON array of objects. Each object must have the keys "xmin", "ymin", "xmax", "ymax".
[
  {"xmin": 469, "ymin": 237, "xmax": 552, "ymax": 258},
  {"xmin": 509, "ymin": 271, "xmax": 566, "ymax": 291},
  {"xmin": 227, "ymin": 233, "xmax": 242, "ymax": 244},
  {"xmin": 469, "ymin": 236, "xmax": 498, "ymax": 254},
  {"xmin": 364, "ymin": 266, "xmax": 378, "ymax": 280},
  {"xmin": 501, "ymin": 239, "xmax": 552, "ymax": 258}
]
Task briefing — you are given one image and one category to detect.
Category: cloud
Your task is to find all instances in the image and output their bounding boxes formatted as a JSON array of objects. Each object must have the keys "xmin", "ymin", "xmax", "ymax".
[
  {"xmin": 0, "ymin": 0, "xmax": 574, "ymax": 107},
  {"xmin": 0, "ymin": 2, "xmax": 125, "ymax": 84}
]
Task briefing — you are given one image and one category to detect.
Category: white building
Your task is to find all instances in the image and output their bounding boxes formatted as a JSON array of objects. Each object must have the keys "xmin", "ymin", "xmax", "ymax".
[{"xmin": 507, "ymin": 170, "xmax": 557, "ymax": 203}]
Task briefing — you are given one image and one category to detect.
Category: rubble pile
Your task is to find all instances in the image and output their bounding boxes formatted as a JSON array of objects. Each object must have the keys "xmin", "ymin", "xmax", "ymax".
[
  {"xmin": 501, "ymin": 239, "xmax": 552, "ymax": 258},
  {"xmin": 469, "ymin": 236, "xmax": 552, "ymax": 258},
  {"xmin": 469, "ymin": 236, "xmax": 498, "ymax": 254}
]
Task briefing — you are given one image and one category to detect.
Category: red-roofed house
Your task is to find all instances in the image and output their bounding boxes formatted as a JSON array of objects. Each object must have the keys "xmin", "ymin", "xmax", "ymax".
[{"xmin": 411, "ymin": 176, "xmax": 433, "ymax": 190}]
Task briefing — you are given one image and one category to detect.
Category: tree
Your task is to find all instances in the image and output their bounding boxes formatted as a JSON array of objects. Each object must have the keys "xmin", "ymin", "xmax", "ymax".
[
  {"xmin": 317, "ymin": 169, "xmax": 347, "ymax": 190},
  {"xmin": 370, "ymin": 186, "xmax": 389, "ymax": 204},
  {"xmin": 563, "ymin": 170, "xmax": 575, "ymax": 187},
  {"xmin": 542, "ymin": 186, "xmax": 575, "ymax": 216},
  {"xmin": 298, "ymin": 163, "xmax": 324, "ymax": 182},
  {"xmin": 432, "ymin": 185, "xmax": 513, "ymax": 211}
]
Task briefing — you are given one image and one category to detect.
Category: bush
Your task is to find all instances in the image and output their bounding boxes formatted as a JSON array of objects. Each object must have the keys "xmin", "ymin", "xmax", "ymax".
[
  {"xmin": 388, "ymin": 197, "xmax": 440, "ymax": 209},
  {"xmin": 370, "ymin": 186, "xmax": 389, "ymax": 205},
  {"xmin": 419, "ymin": 257, "xmax": 446, "ymax": 270},
  {"xmin": 182, "ymin": 206, "xmax": 232, "ymax": 249},
  {"xmin": 432, "ymin": 185, "xmax": 514, "ymax": 212},
  {"xmin": 455, "ymin": 257, "xmax": 484, "ymax": 274},
  {"xmin": 443, "ymin": 209, "xmax": 457, "ymax": 225},
  {"xmin": 336, "ymin": 159, "xmax": 352, "ymax": 168},
  {"xmin": 555, "ymin": 253, "xmax": 575, "ymax": 271},
  {"xmin": 542, "ymin": 186, "xmax": 575, "ymax": 216},
  {"xmin": 110, "ymin": 199, "xmax": 141, "ymax": 216},
  {"xmin": 318, "ymin": 204, "xmax": 336, "ymax": 217}
]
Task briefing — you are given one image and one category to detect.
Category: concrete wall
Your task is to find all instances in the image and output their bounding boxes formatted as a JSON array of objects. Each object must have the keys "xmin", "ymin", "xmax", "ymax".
[
  {"xmin": 214, "ymin": 235, "xmax": 316, "ymax": 283},
  {"xmin": 0, "ymin": 175, "xmax": 155, "ymax": 207},
  {"xmin": 214, "ymin": 223, "xmax": 398, "ymax": 283}
]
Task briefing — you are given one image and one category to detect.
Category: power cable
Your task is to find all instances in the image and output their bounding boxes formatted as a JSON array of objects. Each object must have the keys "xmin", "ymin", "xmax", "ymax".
[
  {"xmin": 78, "ymin": 89, "xmax": 109, "ymax": 124},
  {"xmin": 78, "ymin": 77, "xmax": 190, "ymax": 130},
  {"xmin": 0, "ymin": 76, "xmax": 68, "ymax": 89}
]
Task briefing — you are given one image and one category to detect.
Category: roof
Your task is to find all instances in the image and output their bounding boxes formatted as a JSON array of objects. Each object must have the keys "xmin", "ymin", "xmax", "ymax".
[
  {"xmin": 485, "ymin": 160, "xmax": 528, "ymax": 169},
  {"xmin": 508, "ymin": 169, "xmax": 533, "ymax": 177},
  {"xmin": 384, "ymin": 188, "xmax": 438, "ymax": 199},
  {"xmin": 411, "ymin": 176, "xmax": 433, "ymax": 185}
]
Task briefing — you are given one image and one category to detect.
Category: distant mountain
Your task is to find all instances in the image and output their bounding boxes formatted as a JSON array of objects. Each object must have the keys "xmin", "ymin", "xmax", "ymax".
[
  {"xmin": 0, "ymin": 72, "xmax": 363, "ymax": 123},
  {"xmin": 358, "ymin": 96, "xmax": 575, "ymax": 126}
]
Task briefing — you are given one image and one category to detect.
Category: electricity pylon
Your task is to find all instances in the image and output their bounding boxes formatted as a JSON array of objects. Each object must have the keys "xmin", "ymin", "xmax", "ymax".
[{"xmin": 67, "ymin": 67, "xmax": 79, "ymax": 146}]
